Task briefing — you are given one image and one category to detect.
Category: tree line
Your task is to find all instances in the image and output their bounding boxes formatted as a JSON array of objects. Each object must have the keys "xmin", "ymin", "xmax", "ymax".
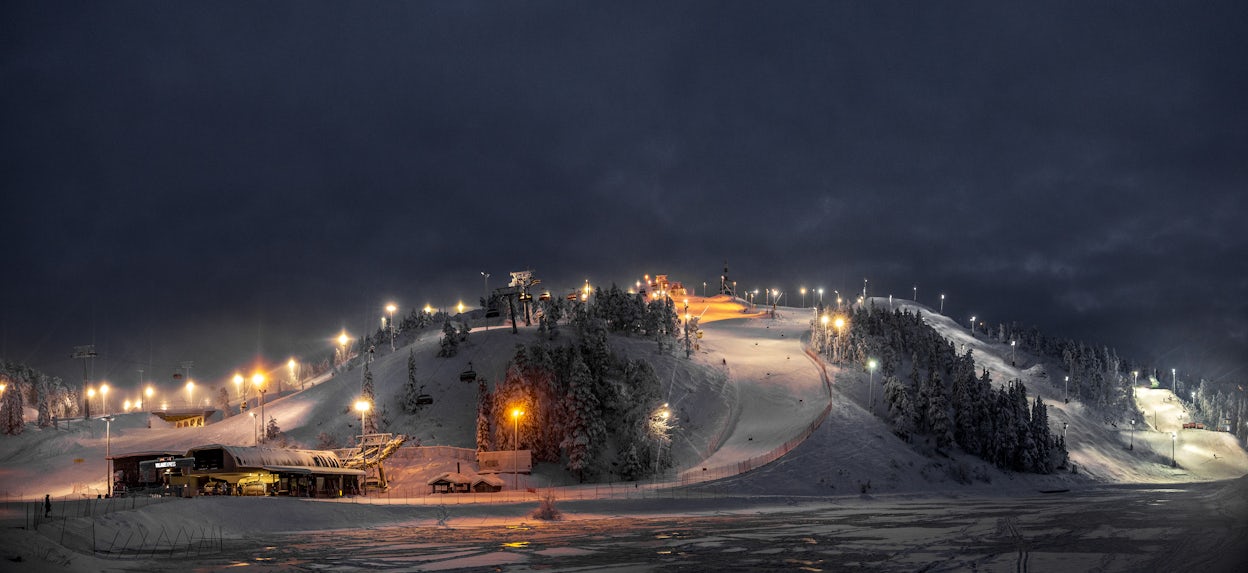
[{"xmin": 812, "ymin": 306, "xmax": 1067, "ymax": 474}]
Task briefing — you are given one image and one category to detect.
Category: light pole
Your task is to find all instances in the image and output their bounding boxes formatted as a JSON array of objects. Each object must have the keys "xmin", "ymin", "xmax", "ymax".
[
  {"xmin": 940, "ymin": 293, "xmax": 945, "ymax": 314},
  {"xmin": 1132, "ymin": 370, "xmax": 1139, "ymax": 397},
  {"xmin": 703, "ymin": 281, "xmax": 707, "ymax": 297},
  {"xmin": 1010, "ymin": 340, "xmax": 1016, "ymax": 366},
  {"xmin": 1170, "ymin": 432, "xmax": 1177, "ymax": 467},
  {"xmin": 800, "ymin": 287, "xmax": 807, "ymax": 308},
  {"xmin": 970, "ymin": 316, "xmax": 976, "ymax": 334},
  {"xmin": 820, "ymin": 314, "xmax": 829, "ymax": 353},
  {"xmin": 145, "ymin": 386, "xmax": 154, "ymax": 413},
  {"xmin": 100, "ymin": 383, "xmax": 110, "ymax": 416},
  {"xmin": 288, "ymin": 359, "xmax": 298, "ymax": 391},
  {"xmin": 253, "ymin": 373, "xmax": 266, "ymax": 442},
  {"xmin": 1064, "ymin": 375, "xmax": 1070, "ymax": 403},
  {"xmin": 1171, "ymin": 368, "xmax": 1176, "ymax": 395},
  {"xmin": 868, "ymin": 358, "xmax": 878, "ymax": 414},
  {"xmin": 185, "ymin": 380, "xmax": 194, "ymax": 409},
  {"xmin": 233, "ymin": 373, "xmax": 244, "ymax": 403},
  {"xmin": 250, "ymin": 411, "xmax": 257, "ymax": 445},
  {"xmin": 1063, "ymin": 422, "xmax": 1068, "ymax": 443},
  {"xmin": 862, "ymin": 277, "xmax": 868, "ymax": 301},
  {"xmin": 337, "ymin": 332, "xmax": 350, "ymax": 367},
  {"xmin": 355, "ymin": 399, "xmax": 370, "ymax": 496},
  {"xmin": 511, "ymin": 408, "xmax": 524, "ymax": 491},
  {"xmin": 386, "ymin": 303, "xmax": 397, "ymax": 351},
  {"xmin": 817, "ymin": 288, "xmax": 823, "ymax": 304},
  {"xmin": 913, "ymin": 285, "xmax": 917, "ymax": 301},
  {"xmin": 1130, "ymin": 419, "xmax": 1135, "ymax": 450},
  {"xmin": 833, "ymin": 316, "xmax": 846, "ymax": 363},
  {"xmin": 102, "ymin": 415, "xmax": 114, "ymax": 497},
  {"xmin": 87, "ymin": 387, "xmax": 96, "ymax": 415}
]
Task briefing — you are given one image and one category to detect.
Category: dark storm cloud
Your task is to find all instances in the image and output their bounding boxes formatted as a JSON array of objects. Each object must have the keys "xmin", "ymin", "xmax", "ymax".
[{"xmin": 2, "ymin": 1, "xmax": 1246, "ymax": 389}]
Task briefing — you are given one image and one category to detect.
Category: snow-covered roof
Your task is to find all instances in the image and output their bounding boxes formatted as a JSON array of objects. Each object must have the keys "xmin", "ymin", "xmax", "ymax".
[
  {"xmin": 187, "ymin": 444, "xmax": 346, "ymax": 470},
  {"xmin": 108, "ymin": 450, "xmax": 185, "ymax": 460},
  {"xmin": 263, "ymin": 465, "xmax": 364, "ymax": 476},
  {"xmin": 426, "ymin": 472, "xmax": 475, "ymax": 485},
  {"xmin": 472, "ymin": 475, "xmax": 504, "ymax": 487}
]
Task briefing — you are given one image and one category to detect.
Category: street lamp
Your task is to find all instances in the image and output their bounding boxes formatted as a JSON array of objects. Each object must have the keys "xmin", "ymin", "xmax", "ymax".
[
  {"xmin": 511, "ymin": 408, "xmax": 524, "ymax": 491},
  {"xmin": 1171, "ymin": 368, "xmax": 1176, "ymax": 395},
  {"xmin": 249, "ymin": 411, "xmax": 257, "ymax": 445},
  {"xmin": 817, "ymin": 288, "xmax": 823, "ymax": 304},
  {"xmin": 969, "ymin": 316, "xmax": 976, "ymax": 333},
  {"xmin": 913, "ymin": 285, "xmax": 917, "ymax": 301},
  {"xmin": 100, "ymin": 383, "xmax": 110, "ymax": 416},
  {"xmin": 102, "ymin": 415, "xmax": 114, "ymax": 497},
  {"xmin": 1132, "ymin": 370, "xmax": 1139, "ymax": 397},
  {"xmin": 457, "ymin": 301, "xmax": 465, "ymax": 314},
  {"xmin": 1064, "ymin": 375, "xmax": 1070, "ymax": 403},
  {"xmin": 185, "ymin": 381, "xmax": 194, "ymax": 408},
  {"xmin": 233, "ymin": 373, "xmax": 244, "ymax": 402},
  {"xmin": 337, "ymin": 332, "xmax": 350, "ymax": 367},
  {"xmin": 1010, "ymin": 340, "xmax": 1016, "ymax": 366},
  {"xmin": 1130, "ymin": 419, "xmax": 1135, "ymax": 450},
  {"xmin": 145, "ymin": 386, "xmax": 154, "ymax": 413},
  {"xmin": 288, "ymin": 358, "xmax": 298, "ymax": 391},
  {"xmin": 1170, "ymin": 432, "xmax": 1177, "ymax": 467},
  {"xmin": 940, "ymin": 293, "xmax": 945, "ymax": 314},
  {"xmin": 87, "ymin": 387, "xmax": 96, "ymax": 415},
  {"xmin": 385, "ymin": 303, "xmax": 397, "ymax": 351},
  {"xmin": 1063, "ymin": 421, "xmax": 1069, "ymax": 443},
  {"xmin": 868, "ymin": 359, "xmax": 878, "ymax": 414},
  {"xmin": 253, "ymin": 373, "xmax": 266, "ymax": 442},
  {"xmin": 800, "ymin": 287, "xmax": 807, "ymax": 308}
]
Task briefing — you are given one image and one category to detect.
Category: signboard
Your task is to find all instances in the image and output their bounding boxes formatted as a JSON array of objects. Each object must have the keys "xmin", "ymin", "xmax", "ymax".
[
  {"xmin": 509, "ymin": 270, "xmax": 533, "ymax": 287},
  {"xmin": 477, "ymin": 450, "xmax": 532, "ymax": 474}
]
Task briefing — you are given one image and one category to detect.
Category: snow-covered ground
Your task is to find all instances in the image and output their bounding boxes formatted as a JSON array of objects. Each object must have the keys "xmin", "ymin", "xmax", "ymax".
[{"xmin": 2, "ymin": 295, "xmax": 1245, "ymax": 571}]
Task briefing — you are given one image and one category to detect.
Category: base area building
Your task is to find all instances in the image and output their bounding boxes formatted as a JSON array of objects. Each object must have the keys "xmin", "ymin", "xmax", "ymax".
[{"xmin": 121, "ymin": 444, "xmax": 364, "ymax": 497}]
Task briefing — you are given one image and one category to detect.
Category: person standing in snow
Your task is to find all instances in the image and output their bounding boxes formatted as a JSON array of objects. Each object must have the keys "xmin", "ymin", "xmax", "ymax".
[{"xmin": 44, "ymin": 494, "xmax": 51, "ymax": 517}]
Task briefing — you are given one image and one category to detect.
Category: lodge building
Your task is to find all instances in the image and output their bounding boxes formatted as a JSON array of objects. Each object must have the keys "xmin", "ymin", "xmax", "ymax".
[{"xmin": 117, "ymin": 444, "xmax": 364, "ymax": 496}]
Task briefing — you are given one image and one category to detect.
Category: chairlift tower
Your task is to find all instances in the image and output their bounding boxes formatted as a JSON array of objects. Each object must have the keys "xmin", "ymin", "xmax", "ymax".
[{"xmin": 72, "ymin": 345, "xmax": 98, "ymax": 420}]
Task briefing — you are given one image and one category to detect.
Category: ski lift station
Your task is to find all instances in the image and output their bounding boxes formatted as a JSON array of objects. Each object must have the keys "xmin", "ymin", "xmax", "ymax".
[{"xmin": 113, "ymin": 444, "xmax": 365, "ymax": 497}]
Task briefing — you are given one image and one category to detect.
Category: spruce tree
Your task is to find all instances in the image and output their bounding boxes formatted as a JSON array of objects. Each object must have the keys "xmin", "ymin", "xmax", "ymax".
[
  {"xmin": 361, "ymin": 363, "xmax": 376, "ymax": 433},
  {"xmin": 402, "ymin": 349, "xmax": 421, "ymax": 413},
  {"xmin": 562, "ymin": 355, "xmax": 604, "ymax": 480},
  {"xmin": 1, "ymin": 380, "xmax": 24, "ymax": 435},
  {"xmin": 476, "ymin": 377, "xmax": 493, "ymax": 452}
]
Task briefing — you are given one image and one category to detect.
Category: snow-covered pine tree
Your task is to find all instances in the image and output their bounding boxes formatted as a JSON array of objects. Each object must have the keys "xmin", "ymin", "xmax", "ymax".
[
  {"xmin": 562, "ymin": 354, "xmax": 604, "ymax": 481},
  {"xmin": 618, "ymin": 442, "xmax": 644, "ymax": 481},
  {"xmin": 928, "ymin": 385, "xmax": 955, "ymax": 451},
  {"xmin": 35, "ymin": 375, "xmax": 52, "ymax": 428},
  {"xmin": 361, "ymin": 363, "xmax": 376, "ymax": 433},
  {"xmin": 476, "ymin": 376, "xmax": 493, "ymax": 452},
  {"xmin": 1011, "ymin": 383, "xmax": 1036, "ymax": 472},
  {"xmin": 1, "ymin": 378, "xmax": 24, "ymax": 435},
  {"xmin": 437, "ymin": 321, "xmax": 459, "ymax": 357},
  {"xmin": 266, "ymin": 416, "xmax": 282, "ymax": 442},
  {"xmin": 217, "ymin": 387, "xmax": 232, "ymax": 417},
  {"xmin": 883, "ymin": 375, "xmax": 914, "ymax": 442},
  {"xmin": 1031, "ymin": 395, "xmax": 1054, "ymax": 473},
  {"xmin": 402, "ymin": 349, "xmax": 421, "ymax": 413},
  {"xmin": 951, "ymin": 370, "xmax": 979, "ymax": 453}
]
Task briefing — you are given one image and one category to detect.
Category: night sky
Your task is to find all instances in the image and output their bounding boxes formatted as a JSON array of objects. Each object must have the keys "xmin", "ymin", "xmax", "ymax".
[{"xmin": 3, "ymin": 2, "xmax": 1245, "ymax": 394}]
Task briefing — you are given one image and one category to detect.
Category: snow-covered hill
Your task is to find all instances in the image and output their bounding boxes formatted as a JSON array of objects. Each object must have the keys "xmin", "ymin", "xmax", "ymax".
[{"xmin": 1, "ymin": 296, "xmax": 1244, "ymax": 503}]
